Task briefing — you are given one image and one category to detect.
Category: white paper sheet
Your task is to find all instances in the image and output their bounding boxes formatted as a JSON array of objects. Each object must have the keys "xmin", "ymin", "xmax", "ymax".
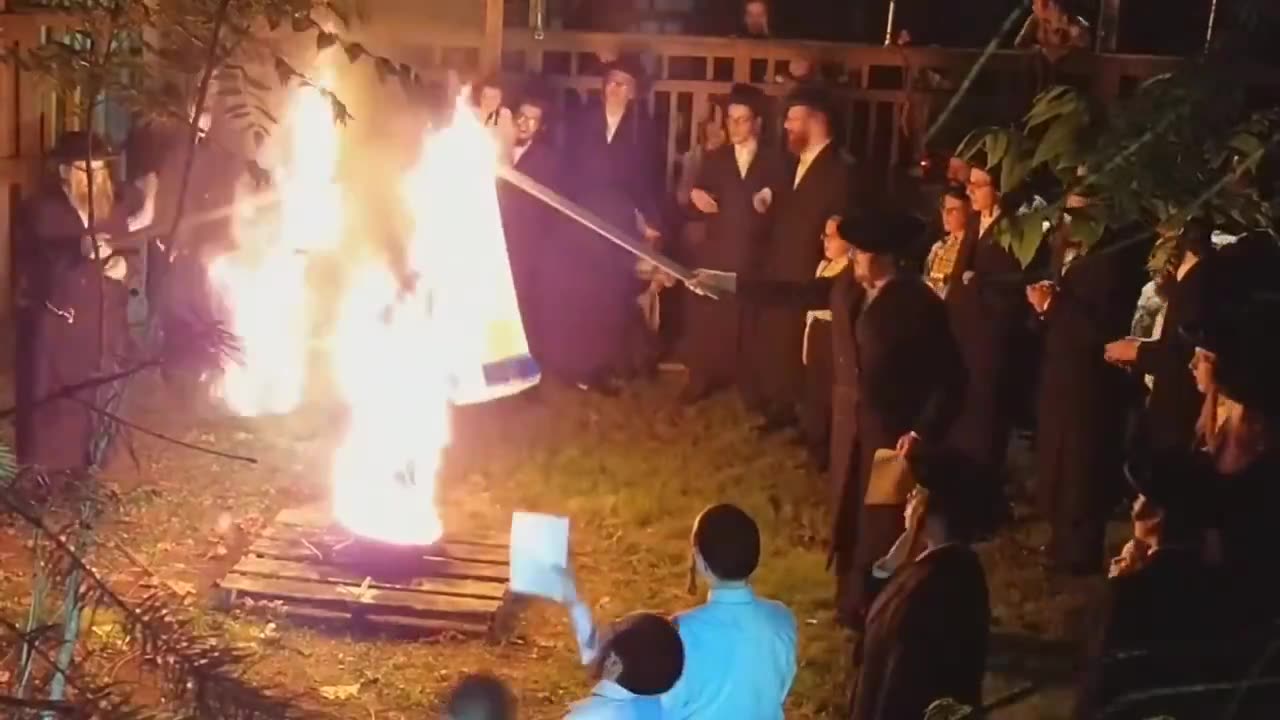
[{"xmin": 509, "ymin": 511, "xmax": 570, "ymax": 599}]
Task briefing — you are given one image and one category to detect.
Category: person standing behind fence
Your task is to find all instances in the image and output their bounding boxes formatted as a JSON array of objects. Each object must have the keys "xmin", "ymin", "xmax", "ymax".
[
  {"xmin": 744, "ymin": 87, "xmax": 850, "ymax": 433},
  {"xmin": 545, "ymin": 56, "xmax": 664, "ymax": 395},
  {"xmin": 681, "ymin": 83, "xmax": 784, "ymax": 406}
]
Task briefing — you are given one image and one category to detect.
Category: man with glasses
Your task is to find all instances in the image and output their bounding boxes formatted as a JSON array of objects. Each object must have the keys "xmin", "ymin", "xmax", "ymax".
[
  {"xmin": 499, "ymin": 84, "xmax": 560, "ymax": 363},
  {"xmin": 681, "ymin": 83, "xmax": 783, "ymax": 406}
]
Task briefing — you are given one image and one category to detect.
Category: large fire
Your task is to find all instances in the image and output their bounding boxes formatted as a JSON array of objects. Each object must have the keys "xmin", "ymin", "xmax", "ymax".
[{"xmin": 208, "ymin": 61, "xmax": 536, "ymax": 546}]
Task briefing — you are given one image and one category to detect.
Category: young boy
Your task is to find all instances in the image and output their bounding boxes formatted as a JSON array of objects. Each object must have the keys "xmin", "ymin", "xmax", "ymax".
[{"xmin": 800, "ymin": 216, "xmax": 851, "ymax": 470}]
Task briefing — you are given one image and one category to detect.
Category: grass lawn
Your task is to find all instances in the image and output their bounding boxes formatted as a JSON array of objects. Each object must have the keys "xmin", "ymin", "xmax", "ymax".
[{"xmin": 0, "ymin": 369, "xmax": 1100, "ymax": 718}]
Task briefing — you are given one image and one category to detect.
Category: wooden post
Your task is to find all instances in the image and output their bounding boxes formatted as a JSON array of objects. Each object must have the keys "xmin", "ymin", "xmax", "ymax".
[
  {"xmin": 1096, "ymin": 0, "xmax": 1120, "ymax": 53},
  {"xmin": 483, "ymin": 0, "xmax": 504, "ymax": 74}
]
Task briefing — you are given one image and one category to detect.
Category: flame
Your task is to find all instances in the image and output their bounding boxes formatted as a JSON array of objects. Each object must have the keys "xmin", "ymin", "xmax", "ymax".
[
  {"xmin": 211, "ymin": 72, "xmax": 537, "ymax": 546},
  {"xmin": 210, "ymin": 66, "xmax": 342, "ymax": 416}
]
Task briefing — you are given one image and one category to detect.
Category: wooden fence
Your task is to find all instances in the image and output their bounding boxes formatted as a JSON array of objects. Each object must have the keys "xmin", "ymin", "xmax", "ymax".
[{"xmin": 4, "ymin": 6, "xmax": 1279, "ymax": 319}]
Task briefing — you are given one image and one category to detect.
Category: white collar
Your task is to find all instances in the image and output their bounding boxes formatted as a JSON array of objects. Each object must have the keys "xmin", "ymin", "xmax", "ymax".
[
  {"xmin": 734, "ymin": 138, "xmax": 758, "ymax": 155},
  {"xmin": 591, "ymin": 680, "xmax": 638, "ymax": 701}
]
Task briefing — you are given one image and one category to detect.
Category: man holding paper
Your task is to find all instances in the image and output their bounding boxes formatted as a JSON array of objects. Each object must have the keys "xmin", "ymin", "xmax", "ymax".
[
  {"xmin": 695, "ymin": 212, "xmax": 964, "ymax": 627},
  {"xmin": 553, "ymin": 504, "xmax": 797, "ymax": 719}
]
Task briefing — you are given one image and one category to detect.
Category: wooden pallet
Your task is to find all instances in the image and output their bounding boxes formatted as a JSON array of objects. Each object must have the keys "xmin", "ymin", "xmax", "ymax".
[{"xmin": 216, "ymin": 506, "xmax": 511, "ymax": 637}]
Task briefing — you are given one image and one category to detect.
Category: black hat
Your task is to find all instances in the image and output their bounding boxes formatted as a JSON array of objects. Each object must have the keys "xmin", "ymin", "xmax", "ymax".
[
  {"xmin": 601, "ymin": 612, "xmax": 685, "ymax": 696},
  {"xmin": 601, "ymin": 55, "xmax": 648, "ymax": 85},
  {"xmin": 691, "ymin": 504, "xmax": 760, "ymax": 581},
  {"xmin": 839, "ymin": 211, "xmax": 926, "ymax": 257},
  {"xmin": 784, "ymin": 85, "xmax": 835, "ymax": 121},
  {"xmin": 726, "ymin": 83, "xmax": 767, "ymax": 117},
  {"xmin": 908, "ymin": 448, "xmax": 993, "ymax": 542},
  {"xmin": 445, "ymin": 673, "xmax": 516, "ymax": 720},
  {"xmin": 49, "ymin": 131, "xmax": 116, "ymax": 164},
  {"xmin": 514, "ymin": 76, "xmax": 555, "ymax": 112}
]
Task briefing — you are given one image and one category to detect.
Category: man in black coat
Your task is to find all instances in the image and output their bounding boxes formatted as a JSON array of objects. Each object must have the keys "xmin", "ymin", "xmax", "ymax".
[
  {"xmin": 923, "ymin": 186, "xmax": 1023, "ymax": 479},
  {"xmin": 743, "ymin": 86, "xmax": 850, "ymax": 430},
  {"xmin": 717, "ymin": 211, "xmax": 964, "ymax": 624},
  {"xmin": 499, "ymin": 86, "xmax": 561, "ymax": 363},
  {"xmin": 1104, "ymin": 218, "xmax": 1213, "ymax": 456},
  {"xmin": 850, "ymin": 448, "xmax": 990, "ymax": 720},
  {"xmin": 542, "ymin": 57, "xmax": 664, "ymax": 394},
  {"xmin": 1027, "ymin": 207, "xmax": 1146, "ymax": 576},
  {"xmin": 14, "ymin": 132, "xmax": 139, "ymax": 473},
  {"xmin": 681, "ymin": 83, "xmax": 785, "ymax": 404}
]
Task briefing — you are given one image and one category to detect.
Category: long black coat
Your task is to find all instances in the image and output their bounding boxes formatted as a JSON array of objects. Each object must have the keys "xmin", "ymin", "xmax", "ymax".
[
  {"xmin": 499, "ymin": 139, "xmax": 561, "ymax": 362},
  {"xmin": 740, "ymin": 271, "xmax": 964, "ymax": 616},
  {"xmin": 1131, "ymin": 260, "xmax": 1208, "ymax": 455},
  {"xmin": 684, "ymin": 143, "xmax": 786, "ymax": 388},
  {"xmin": 14, "ymin": 183, "xmax": 133, "ymax": 472},
  {"xmin": 743, "ymin": 143, "xmax": 849, "ymax": 414},
  {"xmin": 851, "ymin": 545, "xmax": 990, "ymax": 720},
  {"xmin": 1035, "ymin": 235, "xmax": 1145, "ymax": 573},
  {"xmin": 544, "ymin": 102, "xmax": 663, "ymax": 381},
  {"xmin": 937, "ymin": 227, "xmax": 1024, "ymax": 471}
]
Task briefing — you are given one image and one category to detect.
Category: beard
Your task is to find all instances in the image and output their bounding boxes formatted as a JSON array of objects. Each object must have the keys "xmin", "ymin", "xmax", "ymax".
[
  {"xmin": 786, "ymin": 131, "xmax": 808, "ymax": 155},
  {"xmin": 67, "ymin": 168, "xmax": 115, "ymax": 224}
]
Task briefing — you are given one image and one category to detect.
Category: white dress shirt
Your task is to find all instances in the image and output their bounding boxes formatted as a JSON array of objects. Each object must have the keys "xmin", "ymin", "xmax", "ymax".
[
  {"xmin": 513, "ymin": 141, "xmax": 531, "ymax": 166},
  {"xmin": 794, "ymin": 138, "xmax": 831, "ymax": 188},
  {"xmin": 566, "ymin": 680, "xmax": 666, "ymax": 720},
  {"xmin": 733, "ymin": 139, "xmax": 758, "ymax": 179},
  {"xmin": 606, "ymin": 109, "xmax": 624, "ymax": 143}
]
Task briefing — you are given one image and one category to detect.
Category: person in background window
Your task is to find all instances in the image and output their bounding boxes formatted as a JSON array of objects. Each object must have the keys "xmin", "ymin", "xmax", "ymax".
[
  {"xmin": 1015, "ymin": 0, "xmax": 1092, "ymax": 63},
  {"xmin": 676, "ymin": 109, "xmax": 727, "ymax": 216},
  {"xmin": 444, "ymin": 673, "xmax": 516, "ymax": 720},
  {"xmin": 739, "ymin": 0, "xmax": 771, "ymax": 38}
]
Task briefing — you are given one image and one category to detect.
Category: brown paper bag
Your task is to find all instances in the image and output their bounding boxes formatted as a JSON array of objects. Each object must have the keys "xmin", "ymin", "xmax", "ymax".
[{"xmin": 864, "ymin": 448, "xmax": 917, "ymax": 505}]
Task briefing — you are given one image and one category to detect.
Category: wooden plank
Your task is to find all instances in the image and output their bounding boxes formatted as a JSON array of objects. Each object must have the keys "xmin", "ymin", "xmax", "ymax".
[
  {"xmin": 247, "ymin": 536, "xmax": 510, "ymax": 582},
  {"xmin": 258, "ymin": 525, "xmax": 510, "ymax": 565},
  {"xmin": 217, "ymin": 574, "xmax": 502, "ymax": 619},
  {"xmin": 265, "ymin": 603, "xmax": 491, "ymax": 636},
  {"xmin": 228, "ymin": 556, "xmax": 507, "ymax": 600},
  {"xmin": 274, "ymin": 506, "xmax": 510, "ymax": 547}
]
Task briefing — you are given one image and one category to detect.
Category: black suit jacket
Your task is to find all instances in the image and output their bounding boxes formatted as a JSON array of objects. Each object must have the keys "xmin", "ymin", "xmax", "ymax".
[
  {"xmin": 1132, "ymin": 260, "xmax": 1208, "ymax": 454},
  {"xmin": 759, "ymin": 143, "xmax": 850, "ymax": 281}
]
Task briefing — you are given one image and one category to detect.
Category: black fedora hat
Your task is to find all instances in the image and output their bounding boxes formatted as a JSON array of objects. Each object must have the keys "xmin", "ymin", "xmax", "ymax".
[
  {"xmin": 725, "ymin": 82, "xmax": 767, "ymax": 117},
  {"xmin": 600, "ymin": 54, "xmax": 648, "ymax": 85},
  {"xmin": 839, "ymin": 211, "xmax": 926, "ymax": 257},
  {"xmin": 48, "ymin": 131, "xmax": 117, "ymax": 164}
]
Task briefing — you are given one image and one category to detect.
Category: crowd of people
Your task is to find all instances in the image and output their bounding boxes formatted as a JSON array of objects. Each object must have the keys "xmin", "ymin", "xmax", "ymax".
[
  {"xmin": 11, "ymin": 11, "xmax": 1280, "ymax": 717},
  {"xmin": 480, "ymin": 38, "xmax": 1280, "ymax": 717}
]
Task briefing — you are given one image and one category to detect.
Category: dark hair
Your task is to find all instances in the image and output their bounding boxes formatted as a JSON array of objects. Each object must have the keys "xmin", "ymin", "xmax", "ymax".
[
  {"xmin": 692, "ymin": 504, "xmax": 761, "ymax": 581},
  {"xmin": 470, "ymin": 74, "xmax": 503, "ymax": 107},
  {"xmin": 600, "ymin": 612, "xmax": 685, "ymax": 696},
  {"xmin": 1178, "ymin": 216, "xmax": 1214, "ymax": 259},
  {"xmin": 940, "ymin": 185, "xmax": 970, "ymax": 207},
  {"xmin": 445, "ymin": 674, "xmax": 516, "ymax": 720}
]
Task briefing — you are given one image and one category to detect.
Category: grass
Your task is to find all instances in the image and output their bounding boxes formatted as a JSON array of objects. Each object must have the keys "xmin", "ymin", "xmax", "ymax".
[{"xmin": 0, "ymin": 369, "xmax": 1100, "ymax": 718}]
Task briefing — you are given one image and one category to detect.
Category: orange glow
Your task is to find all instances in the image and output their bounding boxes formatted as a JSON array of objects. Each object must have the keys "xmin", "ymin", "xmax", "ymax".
[{"xmin": 212, "ymin": 75, "xmax": 537, "ymax": 546}]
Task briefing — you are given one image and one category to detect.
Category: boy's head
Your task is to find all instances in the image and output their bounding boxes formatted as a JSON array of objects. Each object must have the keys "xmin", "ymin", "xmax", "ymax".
[{"xmin": 444, "ymin": 673, "xmax": 516, "ymax": 720}]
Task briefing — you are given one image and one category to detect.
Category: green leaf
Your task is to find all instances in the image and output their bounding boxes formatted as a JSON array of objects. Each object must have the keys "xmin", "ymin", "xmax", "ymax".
[
  {"xmin": 985, "ymin": 131, "xmax": 1010, "ymax": 169},
  {"xmin": 1024, "ymin": 85, "xmax": 1078, "ymax": 128},
  {"xmin": 1031, "ymin": 112, "xmax": 1083, "ymax": 169},
  {"xmin": 1228, "ymin": 132, "xmax": 1265, "ymax": 159},
  {"xmin": 1008, "ymin": 210, "xmax": 1052, "ymax": 268}
]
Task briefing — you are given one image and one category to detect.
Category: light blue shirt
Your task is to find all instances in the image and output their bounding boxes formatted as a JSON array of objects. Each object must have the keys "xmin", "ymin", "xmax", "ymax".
[
  {"xmin": 661, "ymin": 586, "xmax": 796, "ymax": 720},
  {"xmin": 566, "ymin": 680, "xmax": 666, "ymax": 720}
]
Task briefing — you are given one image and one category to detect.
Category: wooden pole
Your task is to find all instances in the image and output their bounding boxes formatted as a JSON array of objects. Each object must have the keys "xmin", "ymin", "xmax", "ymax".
[
  {"xmin": 1204, "ymin": 0, "xmax": 1220, "ymax": 53},
  {"xmin": 483, "ymin": 0, "xmax": 504, "ymax": 74}
]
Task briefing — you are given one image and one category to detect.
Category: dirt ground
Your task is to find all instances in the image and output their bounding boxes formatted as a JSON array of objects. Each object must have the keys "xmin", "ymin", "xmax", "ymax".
[{"xmin": 0, "ymin": 360, "xmax": 1111, "ymax": 718}]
